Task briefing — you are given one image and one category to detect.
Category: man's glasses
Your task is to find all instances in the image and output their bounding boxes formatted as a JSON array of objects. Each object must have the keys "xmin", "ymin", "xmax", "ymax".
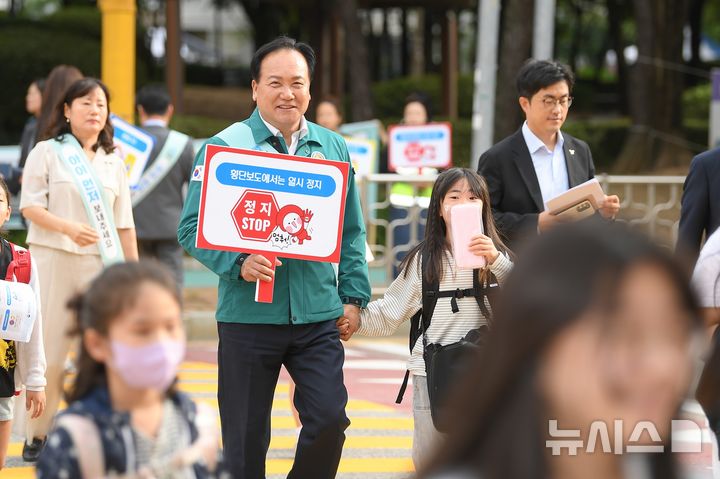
[{"xmin": 540, "ymin": 96, "xmax": 573, "ymax": 109}]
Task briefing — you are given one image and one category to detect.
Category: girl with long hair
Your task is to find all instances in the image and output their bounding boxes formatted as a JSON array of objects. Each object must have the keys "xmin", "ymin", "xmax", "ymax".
[{"xmin": 342, "ymin": 167, "xmax": 513, "ymax": 469}]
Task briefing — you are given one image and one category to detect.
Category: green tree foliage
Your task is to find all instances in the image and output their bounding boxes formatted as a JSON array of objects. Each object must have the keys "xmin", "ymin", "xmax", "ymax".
[{"xmin": 0, "ymin": 6, "xmax": 155, "ymax": 144}]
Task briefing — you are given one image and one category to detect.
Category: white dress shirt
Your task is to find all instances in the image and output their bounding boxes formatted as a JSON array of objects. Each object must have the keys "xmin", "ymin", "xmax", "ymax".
[
  {"xmin": 258, "ymin": 113, "xmax": 309, "ymax": 156},
  {"xmin": 141, "ymin": 118, "xmax": 168, "ymax": 128},
  {"xmin": 521, "ymin": 121, "xmax": 570, "ymax": 209}
]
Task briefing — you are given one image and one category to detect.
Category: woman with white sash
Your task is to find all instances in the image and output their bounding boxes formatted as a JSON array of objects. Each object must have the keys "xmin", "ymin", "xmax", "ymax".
[{"xmin": 19, "ymin": 77, "xmax": 137, "ymax": 461}]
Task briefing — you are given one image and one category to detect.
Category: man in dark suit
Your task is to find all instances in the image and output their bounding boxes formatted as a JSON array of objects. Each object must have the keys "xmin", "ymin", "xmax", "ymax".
[
  {"xmin": 134, "ymin": 85, "xmax": 194, "ymax": 285},
  {"xmin": 677, "ymin": 147, "xmax": 720, "ymax": 263},
  {"xmin": 478, "ymin": 59, "xmax": 619, "ymax": 250}
]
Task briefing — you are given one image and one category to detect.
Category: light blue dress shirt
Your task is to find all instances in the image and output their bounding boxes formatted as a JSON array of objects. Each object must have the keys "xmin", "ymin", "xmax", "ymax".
[{"xmin": 521, "ymin": 121, "xmax": 570, "ymax": 210}]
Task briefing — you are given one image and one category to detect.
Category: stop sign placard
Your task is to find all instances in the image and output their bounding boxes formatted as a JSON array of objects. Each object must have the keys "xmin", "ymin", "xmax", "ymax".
[
  {"xmin": 387, "ymin": 122, "xmax": 452, "ymax": 171},
  {"xmin": 231, "ymin": 190, "xmax": 279, "ymax": 242}
]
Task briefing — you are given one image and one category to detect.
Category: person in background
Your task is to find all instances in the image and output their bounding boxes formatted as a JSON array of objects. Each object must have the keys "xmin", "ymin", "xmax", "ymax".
[
  {"xmin": 19, "ymin": 79, "xmax": 45, "ymax": 168},
  {"xmin": 477, "ymin": 59, "xmax": 619, "ymax": 251},
  {"xmin": 10, "ymin": 65, "xmax": 83, "ymax": 200},
  {"xmin": 7, "ymin": 79, "xmax": 46, "ymax": 196},
  {"xmin": 677, "ymin": 146, "xmax": 720, "ymax": 264},
  {"xmin": 389, "ymin": 93, "xmax": 435, "ymax": 274},
  {"xmin": 133, "ymin": 85, "xmax": 194, "ymax": 288},
  {"xmin": 36, "ymin": 262, "xmax": 223, "ymax": 477},
  {"xmin": 315, "ymin": 97, "xmax": 344, "ymax": 133},
  {"xmin": 0, "ymin": 177, "xmax": 46, "ymax": 470},
  {"xmin": 420, "ymin": 221, "xmax": 702, "ymax": 479},
  {"xmin": 20, "ymin": 77, "xmax": 138, "ymax": 461},
  {"xmin": 35, "ymin": 65, "xmax": 83, "ymax": 145}
]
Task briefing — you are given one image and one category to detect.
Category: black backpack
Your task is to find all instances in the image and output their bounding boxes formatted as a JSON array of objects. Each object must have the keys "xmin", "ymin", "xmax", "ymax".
[{"xmin": 395, "ymin": 253, "xmax": 499, "ymax": 431}]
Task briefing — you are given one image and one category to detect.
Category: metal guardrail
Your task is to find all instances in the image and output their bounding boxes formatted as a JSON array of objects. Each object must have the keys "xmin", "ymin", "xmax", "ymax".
[
  {"xmin": 0, "ymin": 140, "xmax": 689, "ymax": 286},
  {"xmin": 359, "ymin": 174, "xmax": 687, "ymax": 287}
]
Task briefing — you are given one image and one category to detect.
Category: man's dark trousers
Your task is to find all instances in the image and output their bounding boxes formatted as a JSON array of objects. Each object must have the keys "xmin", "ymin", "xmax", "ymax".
[{"xmin": 217, "ymin": 319, "xmax": 350, "ymax": 479}]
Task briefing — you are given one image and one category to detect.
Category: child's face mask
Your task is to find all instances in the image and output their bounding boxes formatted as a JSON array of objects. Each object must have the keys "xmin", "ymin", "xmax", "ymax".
[{"xmin": 110, "ymin": 339, "xmax": 185, "ymax": 392}]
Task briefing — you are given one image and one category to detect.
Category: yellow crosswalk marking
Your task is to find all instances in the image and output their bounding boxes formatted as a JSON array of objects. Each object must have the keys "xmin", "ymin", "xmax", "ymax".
[
  {"xmin": 193, "ymin": 396, "xmax": 394, "ymax": 413},
  {"xmin": 6, "ymin": 442, "xmax": 22, "ymax": 456},
  {"xmin": 269, "ymin": 435, "xmax": 412, "ymax": 449},
  {"xmin": 179, "ymin": 361, "xmax": 218, "ymax": 370},
  {"xmin": 271, "ymin": 416, "xmax": 413, "ymax": 430},
  {"xmin": 266, "ymin": 457, "xmax": 414, "ymax": 474},
  {"xmin": 1, "ymin": 467, "xmax": 34, "ymax": 478},
  {"xmin": 177, "ymin": 371, "xmax": 218, "ymax": 381},
  {"xmin": 178, "ymin": 382, "xmax": 292, "ymax": 394},
  {"xmin": 5, "ymin": 359, "xmax": 415, "ymax": 476},
  {"xmin": 177, "ymin": 382, "xmax": 218, "ymax": 393}
]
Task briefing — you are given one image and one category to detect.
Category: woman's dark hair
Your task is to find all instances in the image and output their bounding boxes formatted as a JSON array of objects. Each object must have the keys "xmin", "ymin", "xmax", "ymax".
[
  {"xmin": 66, "ymin": 261, "xmax": 182, "ymax": 403},
  {"xmin": 399, "ymin": 168, "xmax": 511, "ymax": 285},
  {"xmin": 0, "ymin": 177, "xmax": 10, "ymax": 207},
  {"xmin": 420, "ymin": 221, "xmax": 702, "ymax": 479},
  {"xmin": 250, "ymin": 35, "xmax": 316, "ymax": 81},
  {"xmin": 404, "ymin": 92, "xmax": 432, "ymax": 122},
  {"xmin": 49, "ymin": 78, "xmax": 115, "ymax": 154},
  {"xmin": 516, "ymin": 59, "xmax": 575, "ymax": 99},
  {"xmin": 36, "ymin": 65, "xmax": 83, "ymax": 142}
]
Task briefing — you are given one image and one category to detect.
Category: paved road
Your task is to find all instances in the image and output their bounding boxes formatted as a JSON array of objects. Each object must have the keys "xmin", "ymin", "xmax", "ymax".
[
  {"xmin": 4, "ymin": 336, "xmax": 717, "ymax": 478},
  {"xmin": 3, "ymin": 338, "xmax": 416, "ymax": 478}
]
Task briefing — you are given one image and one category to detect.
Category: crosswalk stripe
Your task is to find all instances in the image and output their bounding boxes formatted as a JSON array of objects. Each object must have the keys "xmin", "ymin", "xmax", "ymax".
[
  {"xmin": 266, "ymin": 457, "xmax": 414, "ymax": 474},
  {"xmin": 192, "ymin": 396, "xmax": 396, "ymax": 413},
  {"xmin": 1, "ymin": 467, "xmax": 34, "ymax": 478},
  {"xmin": 269, "ymin": 435, "xmax": 412, "ymax": 449},
  {"xmin": 177, "ymin": 371, "xmax": 218, "ymax": 381},
  {"xmin": 265, "ymin": 416, "xmax": 413, "ymax": 430}
]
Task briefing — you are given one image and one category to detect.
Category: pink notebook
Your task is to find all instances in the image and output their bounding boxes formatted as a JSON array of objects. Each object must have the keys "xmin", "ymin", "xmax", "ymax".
[{"xmin": 449, "ymin": 203, "xmax": 486, "ymax": 269}]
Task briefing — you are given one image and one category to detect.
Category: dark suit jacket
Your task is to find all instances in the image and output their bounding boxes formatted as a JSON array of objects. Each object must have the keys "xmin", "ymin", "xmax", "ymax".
[
  {"xmin": 133, "ymin": 125, "xmax": 195, "ymax": 240},
  {"xmin": 677, "ymin": 147, "xmax": 720, "ymax": 262},
  {"xmin": 477, "ymin": 128, "xmax": 596, "ymax": 250}
]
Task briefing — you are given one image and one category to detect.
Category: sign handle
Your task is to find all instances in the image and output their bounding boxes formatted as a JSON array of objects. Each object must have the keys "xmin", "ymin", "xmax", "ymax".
[{"xmin": 255, "ymin": 254, "xmax": 276, "ymax": 303}]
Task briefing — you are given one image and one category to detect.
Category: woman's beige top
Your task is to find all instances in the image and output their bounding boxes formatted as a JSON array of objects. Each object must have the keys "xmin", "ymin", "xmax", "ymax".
[{"xmin": 20, "ymin": 139, "xmax": 135, "ymax": 256}]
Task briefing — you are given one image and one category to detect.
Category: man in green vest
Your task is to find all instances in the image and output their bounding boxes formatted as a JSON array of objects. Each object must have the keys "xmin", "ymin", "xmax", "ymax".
[
  {"xmin": 178, "ymin": 36, "xmax": 371, "ymax": 479},
  {"xmin": 134, "ymin": 85, "xmax": 194, "ymax": 287}
]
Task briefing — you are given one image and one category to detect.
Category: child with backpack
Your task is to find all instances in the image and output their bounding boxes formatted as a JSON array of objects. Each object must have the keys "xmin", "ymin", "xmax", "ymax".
[
  {"xmin": 342, "ymin": 168, "xmax": 513, "ymax": 469},
  {"xmin": 0, "ymin": 177, "xmax": 46, "ymax": 469},
  {"xmin": 36, "ymin": 262, "xmax": 223, "ymax": 478}
]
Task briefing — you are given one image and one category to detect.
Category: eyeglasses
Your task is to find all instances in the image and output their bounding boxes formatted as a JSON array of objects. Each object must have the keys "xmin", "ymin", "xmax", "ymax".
[{"xmin": 540, "ymin": 96, "xmax": 573, "ymax": 109}]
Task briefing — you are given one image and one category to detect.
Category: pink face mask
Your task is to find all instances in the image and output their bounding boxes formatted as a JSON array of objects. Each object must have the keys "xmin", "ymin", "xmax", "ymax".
[{"xmin": 110, "ymin": 339, "xmax": 185, "ymax": 391}]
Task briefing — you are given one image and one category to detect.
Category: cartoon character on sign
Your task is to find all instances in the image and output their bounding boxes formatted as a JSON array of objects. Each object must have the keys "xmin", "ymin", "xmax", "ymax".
[{"xmin": 276, "ymin": 205, "xmax": 314, "ymax": 245}]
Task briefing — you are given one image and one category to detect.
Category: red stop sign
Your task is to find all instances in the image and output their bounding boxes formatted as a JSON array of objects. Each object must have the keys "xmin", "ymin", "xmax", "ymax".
[{"xmin": 231, "ymin": 190, "xmax": 279, "ymax": 242}]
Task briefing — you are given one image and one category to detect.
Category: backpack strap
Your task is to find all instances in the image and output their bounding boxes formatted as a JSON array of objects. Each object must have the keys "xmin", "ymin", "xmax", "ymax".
[
  {"xmin": 476, "ymin": 271, "xmax": 500, "ymax": 322},
  {"xmin": 396, "ymin": 252, "xmax": 440, "ymax": 404},
  {"xmin": 435, "ymin": 287, "xmax": 478, "ymax": 314},
  {"xmin": 6, "ymin": 244, "xmax": 31, "ymax": 284},
  {"xmin": 54, "ymin": 414, "xmax": 106, "ymax": 478}
]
